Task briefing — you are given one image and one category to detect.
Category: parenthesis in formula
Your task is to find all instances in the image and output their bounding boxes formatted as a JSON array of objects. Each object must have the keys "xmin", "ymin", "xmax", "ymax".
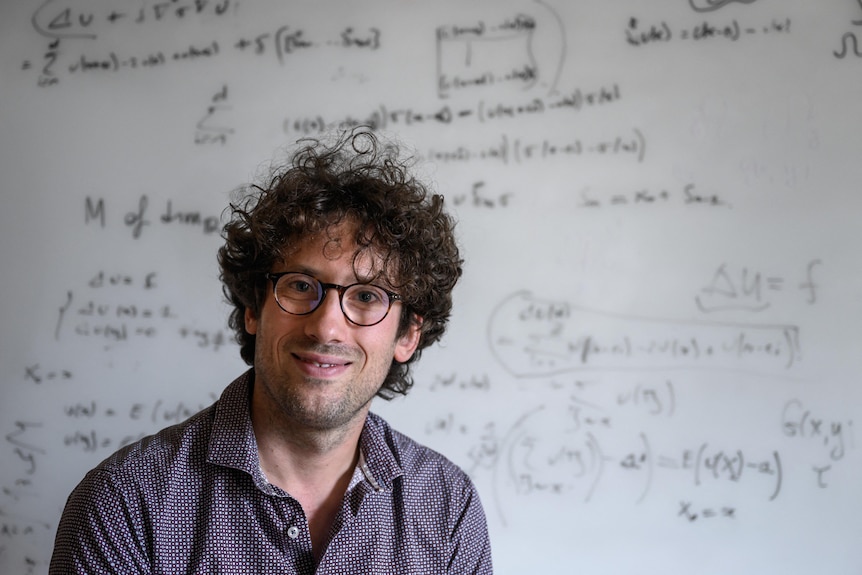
[
  {"xmin": 584, "ymin": 432, "xmax": 605, "ymax": 503},
  {"xmin": 731, "ymin": 19, "xmax": 740, "ymax": 41},
  {"xmin": 636, "ymin": 432, "xmax": 653, "ymax": 504},
  {"xmin": 663, "ymin": 21, "xmax": 673, "ymax": 41},
  {"xmin": 634, "ymin": 128, "xmax": 645, "ymax": 162},
  {"xmin": 513, "ymin": 138, "xmax": 521, "ymax": 164},
  {"xmin": 769, "ymin": 450, "xmax": 782, "ymax": 500},
  {"xmin": 274, "ymin": 25, "xmax": 288, "ymax": 65},
  {"xmin": 694, "ymin": 442, "xmax": 707, "ymax": 486},
  {"xmin": 666, "ymin": 380, "xmax": 676, "ymax": 417},
  {"xmin": 783, "ymin": 326, "xmax": 801, "ymax": 368},
  {"xmin": 733, "ymin": 449, "xmax": 744, "ymax": 480},
  {"xmin": 110, "ymin": 52, "xmax": 119, "ymax": 72},
  {"xmin": 501, "ymin": 134, "xmax": 509, "ymax": 165}
]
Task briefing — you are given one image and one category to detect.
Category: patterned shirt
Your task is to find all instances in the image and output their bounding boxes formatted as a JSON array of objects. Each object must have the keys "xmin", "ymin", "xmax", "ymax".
[{"xmin": 49, "ymin": 371, "xmax": 493, "ymax": 574}]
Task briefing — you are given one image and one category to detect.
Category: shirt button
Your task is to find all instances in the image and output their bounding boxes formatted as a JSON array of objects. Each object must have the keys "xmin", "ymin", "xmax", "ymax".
[{"xmin": 287, "ymin": 526, "xmax": 299, "ymax": 539}]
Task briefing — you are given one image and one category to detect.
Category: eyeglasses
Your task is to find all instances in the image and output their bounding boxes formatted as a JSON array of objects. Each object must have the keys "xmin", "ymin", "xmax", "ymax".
[{"xmin": 266, "ymin": 271, "xmax": 402, "ymax": 327}]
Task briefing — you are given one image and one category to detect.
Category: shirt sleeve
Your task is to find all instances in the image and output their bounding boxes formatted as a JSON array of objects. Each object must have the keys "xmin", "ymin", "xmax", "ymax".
[
  {"xmin": 49, "ymin": 469, "xmax": 151, "ymax": 575},
  {"xmin": 447, "ymin": 478, "xmax": 494, "ymax": 575}
]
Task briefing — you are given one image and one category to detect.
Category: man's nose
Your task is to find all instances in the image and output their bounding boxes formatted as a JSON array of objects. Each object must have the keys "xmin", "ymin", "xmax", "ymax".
[{"xmin": 303, "ymin": 288, "xmax": 349, "ymax": 342}]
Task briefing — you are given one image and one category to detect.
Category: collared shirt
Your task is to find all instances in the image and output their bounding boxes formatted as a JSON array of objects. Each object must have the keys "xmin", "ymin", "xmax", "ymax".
[{"xmin": 49, "ymin": 371, "xmax": 493, "ymax": 574}]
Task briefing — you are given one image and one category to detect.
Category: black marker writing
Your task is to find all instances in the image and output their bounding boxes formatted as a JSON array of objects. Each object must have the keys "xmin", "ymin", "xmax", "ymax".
[
  {"xmin": 689, "ymin": 0, "xmax": 759, "ymax": 14},
  {"xmin": 124, "ymin": 195, "xmax": 149, "ymax": 239}
]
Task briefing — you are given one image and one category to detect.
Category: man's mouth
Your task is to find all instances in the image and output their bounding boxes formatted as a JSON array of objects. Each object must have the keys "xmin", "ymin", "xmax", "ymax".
[{"xmin": 294, "ymin": 354, "xmax": 351, "ymax": 369}]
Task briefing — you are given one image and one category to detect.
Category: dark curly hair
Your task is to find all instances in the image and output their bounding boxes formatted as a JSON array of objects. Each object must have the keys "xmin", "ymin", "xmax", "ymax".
[{"xmin": 218, "ymin": 129, "xmax": 463, "ymax": 399}]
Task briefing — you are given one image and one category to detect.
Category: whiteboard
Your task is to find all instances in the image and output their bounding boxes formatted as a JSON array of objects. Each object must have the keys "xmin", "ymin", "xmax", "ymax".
[{"xmin": 1, "ymin": 0, "xmax": 861, "ymax": 573}]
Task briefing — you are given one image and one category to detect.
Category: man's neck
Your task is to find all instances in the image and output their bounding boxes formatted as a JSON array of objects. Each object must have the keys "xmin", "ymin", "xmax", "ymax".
[
  {"xmin": 250, "ymin": 393, "xmax": 368, "ymax": 559},
  {"xmin": 254, "ymin": 417, "xmax": 363, "ymax": 491}
]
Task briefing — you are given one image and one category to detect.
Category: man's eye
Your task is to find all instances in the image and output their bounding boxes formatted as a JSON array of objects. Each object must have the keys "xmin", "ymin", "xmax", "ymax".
[
  {"xmin": 349, "ymin": 288, "xmax": 386, "ymax": 306},
  {"xmin": 281, "ymin": 277, "xmax": 317, "ymax": 298},
  {"xmin": 357, "ymin": 291, "xmax": 378, "ymax": 303}
]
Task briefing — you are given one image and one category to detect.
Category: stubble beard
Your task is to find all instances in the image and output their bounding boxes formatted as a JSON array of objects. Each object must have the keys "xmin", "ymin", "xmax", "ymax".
[{"xmin": 254, "ymin": 338, "xmax": 389, "ymax": 437}]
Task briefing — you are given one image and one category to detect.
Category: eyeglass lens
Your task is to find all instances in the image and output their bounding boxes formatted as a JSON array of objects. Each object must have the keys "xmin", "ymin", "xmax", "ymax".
[{"xmin": 273, "ymin": 272, "xmax": 394, "ymax": 326}]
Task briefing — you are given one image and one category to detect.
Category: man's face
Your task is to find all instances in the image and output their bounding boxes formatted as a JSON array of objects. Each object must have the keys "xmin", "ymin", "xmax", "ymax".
[{"xmin": 245, "ymin": 222, "xmax": 420, "ymax": 433}]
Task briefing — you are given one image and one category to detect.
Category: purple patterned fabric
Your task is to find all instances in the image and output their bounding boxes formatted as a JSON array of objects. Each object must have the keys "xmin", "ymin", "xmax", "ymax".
[{"xmin": 50, "ymin": 371, "xmax": 493, "ymax": 574}]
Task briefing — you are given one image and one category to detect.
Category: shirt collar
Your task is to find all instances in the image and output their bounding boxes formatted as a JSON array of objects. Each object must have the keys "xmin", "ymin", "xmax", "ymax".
[
  {"xmin": 207, "ymin": 370, "xmax": 272, "ymax": 492},
  {"xmin": 207, "ymin": 369, "xmax": 404, "ymax": 494},
  {"xmin": 356, "ymin": 412, "xmax": 404, "ymax": 492}
]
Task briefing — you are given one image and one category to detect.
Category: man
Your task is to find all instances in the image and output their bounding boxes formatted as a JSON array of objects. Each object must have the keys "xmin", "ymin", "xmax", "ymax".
[{"xmin": 50, "ymin": 129, "xmax": 493, "ymax": 574}]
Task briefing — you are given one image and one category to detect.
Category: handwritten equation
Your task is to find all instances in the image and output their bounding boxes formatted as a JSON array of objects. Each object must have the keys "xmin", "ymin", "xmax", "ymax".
[
  {"xmin": 0, "ymin": 391, "xmax": 217, "ymax": 573},
  {"xmin": 23, "ymin": 2, "xmax": 382, "ymax": 87},
  {"xmin": 488, "ymin": 291, "xmax": 801, "ymax": 379},
  {"xmin": 85, "ymin": 195, "xmax": 223, "ymax": 239},
  {"xmin": 284, "ymin": 84, "xmax": 622, "ymax": 135},
  {"xmin": 416, "ymin": 374, "xmax": 855, "ymax": 528},
  {"xmin": 626, "ymin": 16, "xmax": 791, "ymax": 47},
  {"xmin": 30, "ymin": 0, "xmax": 234, "ymax": 39},
  {"xmin": 60, "ymin": 396, "xmax": 217, "ymax": 453},
  {"xmin": 1, "ymin": 419, "xmax": 51, "ymax": 575},
  {"xmin": 422, "ymin": 128, "xmax": 644, "ymax": 166},
  {"xmin": 577, "ymin": 182, "xmax": 729, "ymax": 209},
  {"xmin": 496, "ymin": 408, "xmax": 784, "ymax": 504},
  {"xmin": 436, "ymin": 14, "xmax": 542, "ymax": 98},
  {"xmin": 53, "ymin": 269, "xmax": 231, "ymax": 351},
  {"xmin": 696, "ymin": 260, "xmax": 822, "ymax": 313}
]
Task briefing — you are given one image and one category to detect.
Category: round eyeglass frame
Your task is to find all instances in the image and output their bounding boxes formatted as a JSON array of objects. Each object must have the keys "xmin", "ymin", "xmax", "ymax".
[{"xmin": 266, "ymin": 271, "xmax": 402, "ymax": 327}]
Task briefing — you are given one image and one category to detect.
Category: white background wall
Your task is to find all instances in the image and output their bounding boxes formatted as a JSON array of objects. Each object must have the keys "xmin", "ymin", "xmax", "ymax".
[{"xmin": 1, "ymin": 1, "xmax": 861, "ymax": 573}]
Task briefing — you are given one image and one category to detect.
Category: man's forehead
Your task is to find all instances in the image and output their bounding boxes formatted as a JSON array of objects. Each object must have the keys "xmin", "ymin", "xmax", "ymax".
[{"xmin": 278, "ymin": 225, "xmax": 394, "ymax": 283}]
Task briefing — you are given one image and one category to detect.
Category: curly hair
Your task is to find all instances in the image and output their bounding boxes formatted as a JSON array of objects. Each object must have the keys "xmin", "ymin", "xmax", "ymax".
[{"xmin": 218, "ymin": 129, "xmax": 463, "ymax": 399}]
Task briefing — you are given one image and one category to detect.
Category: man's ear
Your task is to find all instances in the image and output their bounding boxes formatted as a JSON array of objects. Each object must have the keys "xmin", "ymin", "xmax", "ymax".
[
  {"xmin": 244, "ymin": 307, "xmax": 258, "ymax": 335},
  {"xmin": 394, "ymin": 318, "xmax": 422, "ymax": 363}
]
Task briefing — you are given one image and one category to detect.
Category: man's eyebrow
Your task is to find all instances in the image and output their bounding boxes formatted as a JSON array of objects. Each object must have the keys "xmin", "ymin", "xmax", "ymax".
[
  {"xmin": 277, "ymin": 264, "xmax": 376, "ymax": 286},
  {"xmin": 279, "ymin": 264, "xmax": 316, "ymax": 275}
]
